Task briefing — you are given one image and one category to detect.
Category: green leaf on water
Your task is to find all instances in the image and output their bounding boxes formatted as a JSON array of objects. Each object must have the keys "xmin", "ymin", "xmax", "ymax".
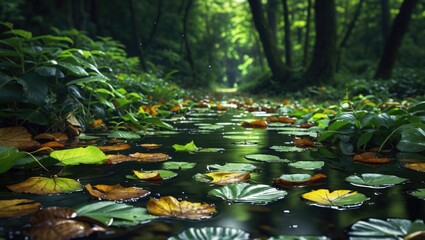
[
  {"xmin": 127, "ymin": 170, "xmax": 178, "ymax": 180},
  {"xmin": 270, "ymin": 146, "xmax": 306, "ymax": 152},
  {"xmin": 207, "ymin": 163, "xmax": 257, "ymax": 172},
  {"xmin": 173, "ymin": 140, "xmax": 199, "ymax": 152},
  {"xmin": 198, "ymin": 148, "xmax": 225, "ymax": 153},
  {"xmin": 302, "ymin": 189, "xmax": 369, "ymax": 209},
  {"xmin": 7, "ymin": 177, "xmax": 82, "ymax": 195},
  {"xmin": 397, "ymin": 127, "xmax": 425, "ymax": 152},
  {"xmin": 108, "ymin": 131, "xmax": 141, "ymax": 139},
  {"xmin": 348, "ymin": 218, "xmax": 425, "ymax": 239},
  {"xmin": 208, "ymin": 183, "xmax": 287, "ymax": 204},
  {"xmin": 345, "ymin": 173, "xmax": 408, "ymax": 189},
  {"xmin": 163, "ymin": 161, "xmax": 196, "ymax": 170},
  {"xmin": 0, "ymin": 146, "xmax": 26, "ymax": 174},
  {"xmin": 169, "ymin": 227, "xmax": 250, "ymax": 240},
  {"xmin": 50, "ymin": 146, "xmax": 106, "ymax": 165},
  {"xmin": 244, "ymin": 154, "xmax": 289, "ymax": 163},
  {"xmin": 75, "ymin": 201, "xmax": 157, "ymax": 227},
  {"xmin": 268, "ymin": 236, "xmax": 330, "ymax": 240},
  {"xmin": 409, "ymin": 188, "xmax": 425, "ymax": 200},
  {"xmin": 289, "ymin": 161, "xmax": 325, "ymax": 170}
]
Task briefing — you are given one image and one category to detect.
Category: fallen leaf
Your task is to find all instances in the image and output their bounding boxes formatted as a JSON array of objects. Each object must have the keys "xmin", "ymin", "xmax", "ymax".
[
  {"xmin": 0, "ymin": 127, "xmax": 39, "ymax": 150},
  {"xmin": 195, "ymin": 172, "xmax": 250, "ymax": 185},
  {"xmin": 208, "ymin": 183, "xmax": 287, "ymax": 204},
  {"xmin": 0, "ymin": 199, "xmax": 41, "ymax": 218},
  {"xmin": 39, "ymin": 141, "xmax": 65, "ymax": 149},
  {"xmin": 50, "ymin": 146, "xmax": 107, "ymax": 165},
  {"xmin": 299, "ymin": 122, "xmax": 315, "ymax": 128},
  {"xmin": 301, "ymin": 189, "xmax": 369, "ymax": 208},
  {"xmin": 353, "ymin": 152, "xmax": 392, "ymax": 164},
  {"xmin": 98, "ymin": 143, "xmax": 131, "ymax": 152},
  {"xmin": 7, "ymin": 177, "xmax": 82, "ymax": 195},
  {"xmin": 266, "ymin": 116, "xmax": 296, "ymax": 124},
  {"xmin": 294, "ymin": 137, "xmax": 314, "ymax": 147},
  {"xmin": 140, "ymin": 143, "xmax": 162, "ymax": 149},
  {"xmin": 404, "ymin": 163, "xmax": 425, "ymax": 172},
  {"xmin": 33, "ymin": 132, "xmax": 69, "ymax": 142},
  {"xmin": 273, "ymin": 173, "xmax": 327, "ymax": 188},
  {"xmin": 129, "ymin": 152, "xmax": 171, "ymax": 162},
  {"xmin": 241, "ymin": 119, "xmax": 267, "ymax": 128},
  {"xmin": 85, "ymin": 183, "xmax": 150, "ymax": 201},
  {"xmin": 133, "ymin": 170, "xmax": 162, "ymax": 180},
  {"xmin": 172, "ymin": 141, "xmax": 199, "ymax": 152},
  {"xmin": 30, "ymin": 207, "xmax": 77, "ymax": 224},
  {"xmin": 147, "ymin": 196, "xmax": 216, "ymax": 220},
  {"xmin": 105, "ymin": 154, "xmax": 133, "ymax": 164}
]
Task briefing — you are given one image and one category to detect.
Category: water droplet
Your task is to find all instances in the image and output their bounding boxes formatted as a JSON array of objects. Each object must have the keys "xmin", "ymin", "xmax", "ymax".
[
  {"xmin": 374, "ymin": 192, "xmax": 383, "ymax": 196},
  {"xmin": 182, "ymin": 34, "xmax": 185, "ymax": 37},
  {"xmin": 208, "ymin": 65, "xmax": 211, "ymax": 68},
  {"xmin": 289, "ymin": 224, "xmax": 298, "ymax": 229},
  {"xmin": 283, "ymin": 210, "xmax": 290, "ymax": 214}
]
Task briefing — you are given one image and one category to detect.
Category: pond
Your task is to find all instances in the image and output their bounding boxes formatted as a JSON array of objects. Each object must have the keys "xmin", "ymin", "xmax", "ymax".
[{"xmin": 0, "ymin": 106, "xmax": 424, "ymax": 239}]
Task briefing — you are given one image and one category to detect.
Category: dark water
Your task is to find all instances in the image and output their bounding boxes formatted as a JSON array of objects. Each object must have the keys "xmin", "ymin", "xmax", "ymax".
[{"xmin": 0, "ymin": 108, "xmax": 424, "ymax": 239}]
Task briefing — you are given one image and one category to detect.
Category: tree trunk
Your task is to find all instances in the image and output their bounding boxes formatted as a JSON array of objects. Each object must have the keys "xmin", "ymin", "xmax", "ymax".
[
  {"xmin": 183, "ymin": 0, "xmax": 195, "ymax": 75},
  {"xmin": 380, "ymin": 0, "xmax": 391, "ymax": 41},
  {"xmin": 303, "ymin": 0, "xmax": 337, "ymax": 84},
  {"xmin": 282, "ymin": 0, "xmax": 292, "ymax": 67},
  {"xmin": 374, "ymin": 0, "xmax": 418, "ymax": 79},
  {"xmin": 248, "ymin": 0, "xmax": 290, "ymax": 85},
  {"xmin": 267, "ymin": 0, "xmax": 278, "ymax": 43},
  {"xmin": 302, "ymin": 0, "xmax": 312, "ymax": 68}
]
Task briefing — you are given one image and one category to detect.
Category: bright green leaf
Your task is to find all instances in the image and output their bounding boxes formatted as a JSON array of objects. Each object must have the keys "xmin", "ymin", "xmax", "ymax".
[
  {"xmin": 0, "ymin": 146, "xmax": 26, "ymax": 174},
  {"xmin": 50, "ymin": 146, "xmax": 107, "ymax": 165},
  {"xmin": 173, "ymin": 141, "xmax": 199, "ymax": 152},
  {"xmin": 208, "ymin": 183, "xmax": 287, "ymax": 204}
]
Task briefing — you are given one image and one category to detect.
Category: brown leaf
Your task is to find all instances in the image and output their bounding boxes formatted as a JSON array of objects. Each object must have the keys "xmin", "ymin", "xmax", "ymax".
[
  {"xmin": 0, "ymin": 199, "xmax": 41, "ymax": 218},
  {"xmin": 105, "ymin": 154, "xmax": 134, "ymax": 164},
  {"xmin": 404, "ymin": 163, "xmax": 425, "ymax": 172},
  {"xmin": 33, "ymin": 132, "xmax": 68, "ymax": 142},
  {"xmin": 98, "ymin": 143, "xmax": 131, "ymax": 152},
  {"xmin": 39, "ymin": 141, "xmax": 65, "ymax": 149},
  {"xmin": 30, "ymin": 207, "xmax": 77, "ymax": 224},
  {"xmin": 85, "ymin": 183, "xmax": 150, "ymax": 201},
  {"xmin": 140, "ymin": 143, "xmax": 162, "ymax": 149},
  {"xmin": 353, "ymin": 152, "xmax": 392, "ymax": 164},
  {"xmin": 266, "ymin": 116, "xmax": 296, "ymax": 124},
  {"xmin": 129, "ymin": 152, "xmax": 171, "ymax": 162},
  {"xmin": 204, "ymin": 172, "xmax": 250, "ymax": 185},
  {"xmin": 294, "ymin": 137, "xmax": 314, "ymax": 147},
  {"xmin": 299, "ymin": 122, "xmax": 315, "ymax": 128},
  {"xmin": 147, "ymin": 196, "xmax": 216, "ymax": 220},
  {"xmin": 241, "ymin": 119, "xmax": 267, "ymax": 128},
  {"xmin": 0, "ymin": 127, "xmax": 39, "ymax": 150},
  {"xmin": 272, "ymin": 173, "xmax": 327, "ymax": 188}
]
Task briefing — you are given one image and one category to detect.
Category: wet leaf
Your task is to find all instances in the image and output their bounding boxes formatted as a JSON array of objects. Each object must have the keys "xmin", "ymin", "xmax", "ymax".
[
  {"xmin": 133, "ymin": 170, "xmax": 162, "ymax": 180},
  {"xmin": 169, "ymin": 227, "xmax": 250, "ymax": 240},
  {"xmin": 33, "ymin": 132, "xmax": 68, "ymax": 142},
  {"xmin": 76, "ymin": 201, "xmax": 157, "ymax": 227},
  {"xmin": 294, "ymin": 137, "xmax": 314, "ymax": 147},
  {"xmin": 345, "ymin": 173, "xmax": 408, "ymax": 189},
  {"xmin": 409, "ymin": 188, "xmax": 425, "ymax": 200},
  {"xmin": 348, "ymin": 218, "xmax": 425, "ymax": 239},
  {"xmin": 268, "ymin": 236, "xmax": 330, "ymax": 240},
  {"xmin": 39, "ymin": 141, "xmax": 65, "ymax": 149},
  {"xmin": 289, "ymin": 161, "xmax": 325, "ymax": 170},
  {"xmin": 7, "ymin": 177, "xmax": 82, "ymax": 194},
  {"xmin": 301, "ymin": 189, "xmax": 369, "ymax": 208},
  {"xmin": 98, "ymin": 143, "xmax": 131, "ymax": 152},
  {"xmin": 208, "ymin": 183, "xmax": 287, "ymax": 204},
  {"xmin": 353, "ymin": 152, "xmax": 392, "ymax": 164},
  {"xmin": 273, "ymin": 173, "xmax": 327, "ymax": 188},
  {"xmin": 163, "ymin": 161, "xmax": 196, "ymax": 170},
  {"xmin": 50, "ymin": 146, "xmax": 107, "ymax": 165},
  {"xmin": 241, "ymin": 119, "xmax": 267, "ymax": 128},
  {"xmin": 207, "ymin": 163, "xmax": 257, "ymax": 172},
  {"xmin": 30, "ymin": 207, "xmax": 77, "ymax": 224},
  {"xmin": 194, "ymin": 172, "xmax": 250, "ymax": 185},
  {"xmin": 270, "ymin": 145, "xmax": 306, "ymax": 152},
  {"xmin": 173, "ymin": 140, "xmax": 199, "ymax": 152},
  {"xmin": 0, "ymin": 127, "xmax": 39, "ymax": 150},
  {"xmin": 244, "ymin": 154, "xmax": 289, "ymax": 163},
  {"xmin": 0, "ymin": 146, "xmax": 26, "ymax": 174},
  {"xmin": 404, "ymin": 163, "xmax": 425, "ymax": 172},
  {"xmin": 147, "ymin": 196, "xmax": 216, "ymax": 220},
  {"xmin": 85, "ymin": 183, "xmax": 150, "ymax": 201},
  {"xmin": 198, "ymin": 148, "xmax": 225, "ymax": 153},
  {"xmin": 108, "ymin": 130, "xmax": 141, "ymax": 139},
  {"xmin": 0, "ymin": 199, "xmax": 41, "ymax": 218},
  {"xmin": 140, "ymin": 143, "xmax": 162, "ymax": 149},
  {"xmin": 397, "ymin": 127, "xmax": 425, "ymax": 152},
  {"xmin": 129, "ymin": 152, "xmax": 171, "ymax": 162},
  {"xmin": 266, "ymin": 116, "xmax": 296, "ymax": 124}
]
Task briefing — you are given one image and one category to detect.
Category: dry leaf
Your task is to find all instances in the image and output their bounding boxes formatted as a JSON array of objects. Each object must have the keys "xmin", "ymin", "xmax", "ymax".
[
  {"xmin": 170, "ymin": 104, "xmax": 182, "ymax": 112},
  {"xmin": 204, "ymin": 172, "xmax": 250, "ymax": 185},
  {"xmin": 30, "ymin": 207, "xmax": 77, "ymax": 224},
  {"xmin": 140, "ymin": 143, "xmax": 162, "ymax": 149},
  {"xmin": 147, "ymin": 196, "xmax": 216, "ymax": 220},
  {"xmin": 0, "ymin": 199, "xmax": 41, "ymax": 218},
  {"xmin": 33, "ymin": 132, "xmax": 69, "ymax": 142},
  {"xmin": 241, "ymin": 119, "xmax": 267, "ymax": 128},
  {"xmin": 273, "ymin": 173, "xmax": 327, "ymax": 188},
  {"xmin": 266, "ymin": 116, "xmax": 296, "ymax": 124},
  {"xmin": 7, "ymin": 177, "xmax": 82, "ymax": 195},
  {"xmin": 404, "ymin": 163, "xmax": 425, "ymax": 172},
  {"xmin": 133, "ymin": 170, "xmax": 162, "ymax": 180},
  {"xmin": 98, "ymin": 143, "xmax": 131, "ymax": 152},
  {"xmin": 129, "ymin": 152, "xmax": 170, "ymax": 162},
  {"xmin": 105, "ymin": 154, "xmax": 134, "ymax": 164},
  {"xmin": 299, "ymin": 122, "xmax": 315, "ymax": 128},
  {"xmin": 85, "ymin": 183, "xmax": 150, "ymax": 201},
  {"xmin": 0, "ymin": 127, "xmax": 39, "ymax": 150},
  {"xmin": 353, "ymin": 152, "xmax": 392, "ymax": 164},
  {"xmin": 39, "ymin": 141, "xmax": 65, "ymax": 149},
  {"xmin": 294, "ymin": 137, "xmax": 315, "ymax": 147}
]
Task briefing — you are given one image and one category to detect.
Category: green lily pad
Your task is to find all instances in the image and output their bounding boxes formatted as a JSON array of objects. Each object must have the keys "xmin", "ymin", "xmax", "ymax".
[
  {"xmin": 268, "ymin": 236, "xmax": 330, "ymax": 240},
  {"xmin": 278, "ymin": 174, "xmax": 313, "ymax": 182},
  {"xmin": 169, "ymin": 227, "xmax": 250, "ymax": 240},
  {"xmin": 346, "ymin": 173, "xmax": 408, "ymax": 189},
  {"xmin": 223, "ymin": 135, "xmax": 260, "ymax": 140},
  {"xmin": 163, "ymin": 161, "xmax": 196, "ymax": 170},
  {"xmin": 198, "ymin": 148, "xmax": 225, "ymax": 153},
  {"xmin": 409, "ymin": 188, "xmax": 425, "ymax": 200},
  {"xmin": 127, "ymin": 170, "xmax": 177, "ymax": 180},
  {"xmin": 75, "ymin": 201, "xmax": 157, "ymax": 227},
  {"xmin": 107, "ymin": 131, "xmax": 141, "ymax": 139},
  {"xmin": 348, "ymin": 218, "xmax": 425, "ymax": 239},
  {"xmin": 208, "ymin": 183, "xmax": 287, "ymax": 204},
  {"xmin": 173, "ymin": 141, "xmax": 199, "ymax": 152},
  {"xmin": 289, "ymin": 161, "xmax": 324, "ymax": 170},
  {"xmin": 0, "ymin": 146, "xmax": 26, "ymax": 174},
  {"xmin": 207, "ymin": 163, "xmax": 257, "ymax": 172},
  {"xmin": 197, "ymin": 124, "xmax": 224, "ymax": 130},
  {"xmin": 270, "ymin": 146, "xmax": 306, "ymax": 152},
  {"xmin": 277, "ymin": 131, "xmax": 318, "ymax": 137},
  {"xmin": 50, "ymin": 146, "xmax": 106, "ymax": 165},
  {"xmin": 244, "ymin": 154, "xmax": 289, "ymax": 163}
]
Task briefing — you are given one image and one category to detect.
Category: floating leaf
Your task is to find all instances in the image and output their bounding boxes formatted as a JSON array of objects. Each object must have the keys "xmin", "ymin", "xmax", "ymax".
[
  {"xmin": 198, "ymin": 148, "xmax": 225, "ymax": 153},
  {"xmin": 85, "ymin": 183, "xmax": 150, "ymax": 201},
  {"xmin": 7, "ymin": 177, "xmax": 82, "ymax": 195},
  {"xmin": 129, "ymin": 170, "xmax": 177, "ymax": 181},
  {"xmin": 397, "ymin": 127, "xmax": 425, "ymax": 152},
  {"xmin": 244, "ymin": 154, "xmax": 288, "ymax": 163},
  {"xmin": 346, "ymin": 173, "xmax": 408, "ymax": 189},
  {"xmin": 266, "ymin": 116, "xmax": 296, "ymax": 124},
  {"xmin": 129, "ymin": 152, "xmax": 170, "ymax": 162},
  {"xmin": 270, "ymin": 145, "xmax": 306, "ymax": 152},
  {"xmin": 140, "ymin": 143, "xmax": 162, "ymax": 149},
  {"xmin": 301, "ymin": 189, "xmax": 369, "ymax": 209},
  {"xmin": 289, "ymin": 161, "xmax": 325, "ymax": 170},
  {"xmin": 409, "ymin": 188, "xmax": 425, "ymax": 200},
  {"xmin": 241, "ymin": 119, "xmax": 267, "ymax": 128},
  {"xmin": 294, "ymin": 137, "xmax": 315, "ymax": 147},
  {"xmin": 353, "ymin": 152, "xmax": 392, "ymax": 164},
  {"xmin": 76, "ymin": 201, "xmax": 157, "ymax": 227},
  {"xmin": 147, "ymin": 196, "xmax": 216, "ymax": 220},
  {"xmin": 33, "ymin": 132, "xmax": 68, "ymax": 142},
  {"xmin": 404, "ymin": 163, "xmax": 425, "ymax": 172},
  {"xmin": 133, "ymin": 170, "xmax": 162, "ymax": 180},
  {"xmin": 348, "ymin": 218, "xmax": 425, "ymax": 239},
  {"xmin": 194, "ymin": 172, "xmax": 250, "ymax": 185},
  {"xmin": 107, "ymin": 131, "xmax": 141, "ymax": 139},
  {"xmin": 207, "ymin": 163, "xmax": 257, "ymax": 172},
  {"xmin": 169, "ymin": 227, "xmax": 250, "ymax": 240},
  {"xmin": 273, "ymin": 174, "xmax": 327, "ymax": 188},
  {"xmin": 163, "ymin": 161, "xmax": 196, "ymax": 170},
  {"xmin": 208, "ymin": 183, "xmax": 287, "ymax": 204},
  {"xmin": 269, "ymin": 236, "xmax": 330, "ymax": 240},
  {"xmin": 0, "ymin": 127, "xmax": 39, "ymax": 150},
  {"xmin": 0, "ymin": 146, "xmax": 26, "ymax": 174},
  {"xmin": 98, "ymin": 143, "xmax": 131, "ymax": 152},
  {"xmin": 50, "ymin": 146, "xmax": 107, "ymax": 165},
  {"xmin": 172, "ymin": 140, "xmax": 199, "ymax": 152},
  {"xmin": 0, "ymin": 199, "xmax": 41, "ymax": 218}
]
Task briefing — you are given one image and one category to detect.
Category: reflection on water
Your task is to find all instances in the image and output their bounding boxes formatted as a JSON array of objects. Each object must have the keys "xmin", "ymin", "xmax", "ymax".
[{"xmin": 0, "ymin": 109, "xmax": 424, "ymax": 239}]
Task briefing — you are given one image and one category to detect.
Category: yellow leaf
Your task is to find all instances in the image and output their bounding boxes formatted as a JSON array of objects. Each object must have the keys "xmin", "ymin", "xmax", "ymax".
[
  {"xmin": 302, "ymin": 189, "xmax": 353, "ymax": 205},
  {"xmin": 404, "ymin": 163, "xmax": 425, "ymax": 172},
  {"xmin": 147, "ymin": 196, "xmax": 216, "ymax": 220},
  {"xmin": 85, "ymin": 183, "xmax": 150, "ymax": 201},
  {"xmin": 204, "ymin": 172, "xmax": 250, "ymax": 185},
  {"xmin": 0, "ymin": 199, "xmax": 41, "ymax": 218},
  {"xmin": 7, "ymin": 177, "xmax": 82, "ymax": 195},
  {"xmin": 133, "ymin": 170, "xmax": 162, "ymax": 180}
]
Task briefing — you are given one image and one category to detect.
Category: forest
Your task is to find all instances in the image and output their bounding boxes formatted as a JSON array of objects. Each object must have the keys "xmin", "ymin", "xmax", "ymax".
[{"xmin": 0, "ymin": 0, "xmax": 424, "ymax": 240}]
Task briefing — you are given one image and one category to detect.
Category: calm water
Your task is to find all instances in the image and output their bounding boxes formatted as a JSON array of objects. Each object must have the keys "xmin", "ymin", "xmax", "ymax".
[{"xmin": 0, "ymin": 108, "xmax": 424, "ymax": 239}]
